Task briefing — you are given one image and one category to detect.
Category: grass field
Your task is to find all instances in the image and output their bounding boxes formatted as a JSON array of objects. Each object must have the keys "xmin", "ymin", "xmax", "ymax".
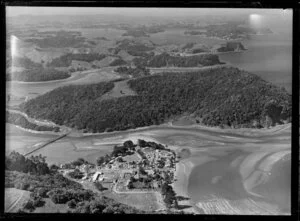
[
  {"xmin": 7, "ymin": 66, "xmax": 121, "ymax": 101},
  {"xmin": 100, "ymin": 80, "xmax": 137, "ymax": 100},
  {"xmin": 105, "ymin": 191, "xmax": 161, "ymax": 212},
  {"xmin": 123, "ymin": 153, "xmax": 140, "ymax": 162},
  {"xmin": 5, "ymin": 188, "xmax": 31, "ymax": 212},
  {"xmin": 68, "ymin": 67, "xmax": 121, "ymax": 85},
  {"xmin": 34, "ymin": 198, "xmax": 69, "ymax": 213},
  {"xmin": 5, "ymin": 188, "xmax": 69, "ymax": 213}
]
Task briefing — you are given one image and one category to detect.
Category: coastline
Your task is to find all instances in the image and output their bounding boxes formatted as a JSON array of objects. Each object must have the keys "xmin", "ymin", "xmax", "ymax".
[
  {"xmin": 172, "ymin": 159, "xmax": 198, "ymax": 214},
  {"xmin": 11, "ymin": 124, "xmax": 63, "ymax": 136},
  {"xmin": 6, "ymin": 66, "xmax": 118, "ymax": 85},
  {"xmin": 7, "ymin": 72, "xmax": 76, "ymax": 85},
  {"xmin": 5, "ymin": 108, "xmax": 291, "ymax": 138}
]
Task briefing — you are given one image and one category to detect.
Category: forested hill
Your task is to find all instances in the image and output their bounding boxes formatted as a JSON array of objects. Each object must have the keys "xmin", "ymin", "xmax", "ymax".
[{"xmin": 20, "ymin": 67, "xmax": 291, "ymax": 133}]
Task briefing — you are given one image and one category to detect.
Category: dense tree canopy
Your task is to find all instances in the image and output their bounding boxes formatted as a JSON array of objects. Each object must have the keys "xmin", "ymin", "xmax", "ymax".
[
  {"xmin": 109, "ymin": 58, "xmax": 127, "ymax": 66},
  {"xmin": 20, "ymin": 67, "xmax": 291, "ymax": 132},
  {"xmin": 6, "ymin": 151, "xmax": 50, "ymax": 175}
]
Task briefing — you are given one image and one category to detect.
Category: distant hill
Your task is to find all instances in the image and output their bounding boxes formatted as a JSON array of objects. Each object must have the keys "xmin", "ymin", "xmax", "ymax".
[
  {"xmin": 47, "ymin": 53, "xmax": 106, "ymax": 67},
  {"xmin": 20, "ymin": 67, "xmax": 291, "ymax": 133},
  {"xmin": 6, "ymin": 56, "xmax": 71, "ymax": 82},
  {"xmin": 215, "ymin": 42, "xmax": 246, "ymax": 52},
  {"xmin": 134, "ymin": 52, "xmax": 223, "ymax": 67},
  {"xmin": 111, "ymin": 39, "xmax": 155, "ymax": 57},
  {"xmin": 25, "ymin": 30, "xmax": 86, "ymax": 48}
]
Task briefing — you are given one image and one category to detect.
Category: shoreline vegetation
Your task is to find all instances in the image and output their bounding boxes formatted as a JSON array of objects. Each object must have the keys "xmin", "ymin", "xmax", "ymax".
[
  {"xmin": 6, "ymin": 111, "xmax": 61, "ymax": 133},
  {"xmin": 6, "ymin": 107, "xmax": 291, "ymax": 138}
]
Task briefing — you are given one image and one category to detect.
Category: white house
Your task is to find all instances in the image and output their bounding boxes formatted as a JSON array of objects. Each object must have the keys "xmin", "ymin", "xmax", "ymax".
[{"xmin": 92, "ymin": 171, "xmax": 103, "ymax": 182}]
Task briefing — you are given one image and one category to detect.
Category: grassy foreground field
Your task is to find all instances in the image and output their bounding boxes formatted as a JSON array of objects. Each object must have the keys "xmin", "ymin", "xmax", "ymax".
[
  {"xmin": 104, "ymin": 191, "xmax": 162, "ymax": 212},
  {"xmin": 5, "ymin": 188, "xmax": 31, "ymax": 212}
]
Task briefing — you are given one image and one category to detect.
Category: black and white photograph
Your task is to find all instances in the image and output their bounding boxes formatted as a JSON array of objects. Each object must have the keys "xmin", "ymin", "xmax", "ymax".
[{"xmin": 4, "ymin": 6, "xmax": 293, "ymax": 215}]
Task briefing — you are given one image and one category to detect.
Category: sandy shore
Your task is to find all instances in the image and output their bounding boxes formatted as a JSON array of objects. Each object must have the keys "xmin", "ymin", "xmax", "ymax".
[
  {"xmin": 169, "ymin": 121, "xmax": 291, "ymax": 137},
  {"xmin": 11, "ymin": 125, "xmax": 62, "ymax": 136},
  {"xmin": 172, "ymin": 159, "xmax": 198, "ymax": 214}
]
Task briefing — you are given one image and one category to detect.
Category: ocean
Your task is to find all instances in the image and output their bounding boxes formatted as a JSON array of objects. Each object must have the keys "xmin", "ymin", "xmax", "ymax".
[{"xmin": 219, "ymin": 20, "xmax": 292, "ymax": 94}]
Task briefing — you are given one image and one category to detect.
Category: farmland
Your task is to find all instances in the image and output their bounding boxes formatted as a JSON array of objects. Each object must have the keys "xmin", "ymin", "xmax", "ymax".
[{"xmin": 6, "ymin": 67, "xmax": 122, "ymax": 103}]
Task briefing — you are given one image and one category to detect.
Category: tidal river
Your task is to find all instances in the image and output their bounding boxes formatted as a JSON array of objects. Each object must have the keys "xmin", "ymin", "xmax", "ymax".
[{"xmin": 6, "ymin": 122, "xmax": 291, "ymax": 215}]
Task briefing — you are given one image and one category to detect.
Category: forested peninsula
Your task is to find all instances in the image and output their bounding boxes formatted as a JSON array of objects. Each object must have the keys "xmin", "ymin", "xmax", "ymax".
[{"xmin": 20, "ymin": 67, "xmax": 291, "ymax": 133}]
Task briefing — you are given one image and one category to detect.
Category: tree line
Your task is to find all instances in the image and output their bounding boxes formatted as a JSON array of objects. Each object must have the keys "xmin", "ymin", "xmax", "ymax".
[
  {"xmin": 6, "ymin": 151, "xmax": 50, "ymax": 175},
  {"xmin": 7, "ymin": 67, "xmax": 71, "ymax": 82},
  {"xmin": 109, "ymin": 58, "xmax": 127, "ymax": 66},
  {"xmin": 6, "ymin": 111, "xmax": 60, "ymax": 132},
  {"xmin": 114, "ymin": 66, "xmax": 150, "ymax": 78}
]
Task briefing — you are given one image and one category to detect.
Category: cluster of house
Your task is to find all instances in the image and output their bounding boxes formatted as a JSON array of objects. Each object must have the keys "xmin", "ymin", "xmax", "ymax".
[
  {"xmin": 59, "ymin": 142, "xmax": 177, "ymax": 192},
  {"xmin": 92, "ymin": 171, "xmax": 117, "ymax": 183}
]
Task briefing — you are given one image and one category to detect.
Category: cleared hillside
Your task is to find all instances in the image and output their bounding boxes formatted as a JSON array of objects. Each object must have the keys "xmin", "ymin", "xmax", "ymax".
[{"xmin": 20, "ymin": 67, "xmax": 291, "ymax": 133}]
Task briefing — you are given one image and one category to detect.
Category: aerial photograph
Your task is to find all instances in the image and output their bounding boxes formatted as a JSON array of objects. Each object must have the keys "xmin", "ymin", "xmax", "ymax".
[{"xmin": 5, "ymin": 7, "xmax": 292, "ymax": 215}]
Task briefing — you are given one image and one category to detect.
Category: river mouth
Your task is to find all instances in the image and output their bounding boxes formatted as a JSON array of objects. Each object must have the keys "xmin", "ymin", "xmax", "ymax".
[{"xmin": 187, "ymin": 149, "xmax": 291, "ymax": 215}]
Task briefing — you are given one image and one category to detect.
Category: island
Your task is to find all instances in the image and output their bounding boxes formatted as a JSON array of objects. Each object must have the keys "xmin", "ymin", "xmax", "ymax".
[{"xmin": 213, "ymin": 42, "xmax": 246, "ymax": 53}]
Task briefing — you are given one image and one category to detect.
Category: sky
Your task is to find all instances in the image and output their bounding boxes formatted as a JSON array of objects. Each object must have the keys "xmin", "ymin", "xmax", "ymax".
[{"xmin": 6, "ymin": 7, "xmax": 292, "ymax": 18}]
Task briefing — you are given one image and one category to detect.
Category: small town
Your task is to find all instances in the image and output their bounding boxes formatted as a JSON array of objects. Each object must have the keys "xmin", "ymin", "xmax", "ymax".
[{"xmin": 58, "ymin": 139, "xmax": 178, "ymax": 210}]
